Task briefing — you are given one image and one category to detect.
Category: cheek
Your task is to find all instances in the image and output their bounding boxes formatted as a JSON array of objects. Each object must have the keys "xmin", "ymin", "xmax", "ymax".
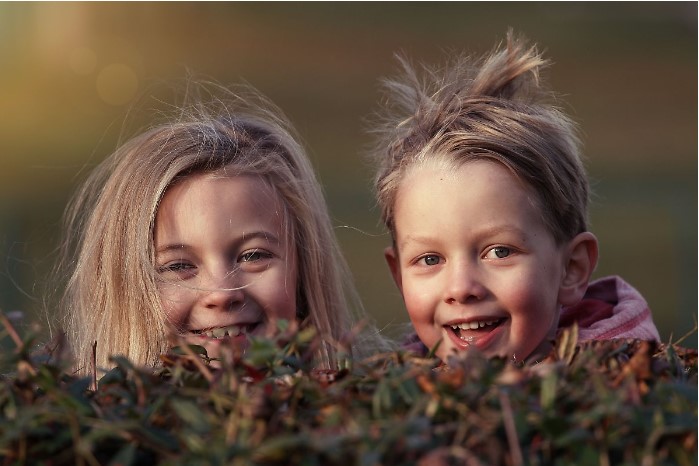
[
  {"xmin": 510, "ymin": 281, "xmax": 546, "ymax": 312},
  {"xmin": 401, "ymin": 284, "xmax": 435, "ymax": 323},
  {"xmin": 401, "ymin": 281, "xmax": 442, "ymax": 350},
  {"xmin": 403, "ymin": 291, "xmax": 442, "ymax": 355},
  {"xmin": 261, "ymin": 265, "xmax": 298, "ymax": 320},
  {"xmin": 275, "ymin": 286, "xmax": 298, "ymax": 320},
  {"xmin": 505, "ymin": 276, "xmax": 560, "ymax": 353},
  {"xmin": 506, "ymin": 264, "xmax": 560, "ymax": 310},
  {"xmin": 158, "ymin": 284, "xmax": 192, "ymax": 326},
  {"xmin": 510, "ymin": 289, "xmax": 558, "ymax": 329}
]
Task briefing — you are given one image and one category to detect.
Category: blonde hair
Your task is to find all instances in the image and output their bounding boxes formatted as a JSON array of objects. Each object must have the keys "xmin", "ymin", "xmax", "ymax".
[
  {"xmin": 57, "ymin": 83, "xmax": 384, "ymax": 374},
  {"xmin": 371, "ymin": 32, "xmax": 589, "ymax": 244}
]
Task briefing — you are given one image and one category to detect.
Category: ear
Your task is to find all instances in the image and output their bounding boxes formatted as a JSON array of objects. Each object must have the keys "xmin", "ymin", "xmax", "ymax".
[
  {"xmin": 384, "ymin": 246, "xmax": 403, "ymax": 294},
  {"xmin": 558, "ymin": 232, "xmax": 599, "ymax": 307}
]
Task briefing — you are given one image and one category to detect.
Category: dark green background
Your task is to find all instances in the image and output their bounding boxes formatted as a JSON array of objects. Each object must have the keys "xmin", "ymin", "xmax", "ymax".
[{"xmin": 0, "ymin": 2, "xmax": 696, "ymax": 347}]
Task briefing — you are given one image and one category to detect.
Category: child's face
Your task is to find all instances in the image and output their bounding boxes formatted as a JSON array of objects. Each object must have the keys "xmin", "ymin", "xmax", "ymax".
[
  {"xmin": 385, "ymin": 159, "xmax": 569, "ymax": 363},
  {"xmin": 154, "ymin": 173, "xmax": 297, "ymax": 359}
]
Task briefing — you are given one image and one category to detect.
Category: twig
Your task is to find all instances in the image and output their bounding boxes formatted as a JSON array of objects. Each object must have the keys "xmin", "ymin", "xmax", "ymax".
[
  {"xmin": 177, "ymin": 338, "xmax": 214, "ymax": 383},
  {"xmin": 499, "ymin": 390, "xmax": 524, "ymax": 466},
  {"xmin": 672, "ymin": 316, "xmax": 698, "ymax": 347},
  {"xmin": 0, "ymin": 310, "xmax": 24, "ymax": 349},
  {"xmin": 0, "ymin": 309, "xmax": 37, "ymax": 377},
  {"xmin": 90, "ymin": 341, "xmax": 97, "ymax": 391}
]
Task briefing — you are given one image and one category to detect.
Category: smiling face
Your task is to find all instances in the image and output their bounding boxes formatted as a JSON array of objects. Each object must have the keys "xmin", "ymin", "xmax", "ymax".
[
  {"xmin": 386, "ymin": 159, "xmax": 570, "ymax": 363},
  {"xmin": 154, "ymin": 173, "xmax": 298, "ymax": 359}
]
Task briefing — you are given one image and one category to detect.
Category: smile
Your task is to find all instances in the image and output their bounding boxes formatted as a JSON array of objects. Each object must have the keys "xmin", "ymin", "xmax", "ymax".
[
  {"xmin": 190, "ymin": 323, "xmax": 258, "ymax": 339},
  {"xmin": 450, "ymin": 319, "xmax": 501, "ymax": 332},
  {"xmin": 446, "ymin": 318, "xmax": 506, "ymax": 344}
]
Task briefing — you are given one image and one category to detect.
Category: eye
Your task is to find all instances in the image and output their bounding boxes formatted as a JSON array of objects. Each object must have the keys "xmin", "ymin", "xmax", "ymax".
[
  {"xmin": 157, "ymin": 261, "xmax": 196, "ymax": 279},
  {"xmin": 418, "ymin": 254, "xmax": 442, "ymax": 266},
  {"xmin": 239, "ymin": 249, "xmax": 273, "ymax": 263},
  {"xmin": 159, "ymin": 261, "xmax": 194, "ymax": 272},
  {"xmin": 484, "ymin": 246, "xmax": 511, "ymax": 259},
  {"xmin": 238, "ymin": 249, "xmax": 274, "ymax": 273}
]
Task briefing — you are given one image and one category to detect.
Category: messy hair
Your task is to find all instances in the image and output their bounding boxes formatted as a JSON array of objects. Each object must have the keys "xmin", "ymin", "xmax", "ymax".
[
  {"xmin": 57, "ymin": 83, "xmax": 383, "ymax": 374},
  {"xmin": 371, "ymin": 32, "xmax": 589, "ymax": 244}
]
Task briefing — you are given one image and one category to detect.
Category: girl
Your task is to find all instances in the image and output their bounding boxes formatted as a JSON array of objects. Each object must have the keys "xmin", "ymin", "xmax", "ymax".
[
  {"xmin": 56, "ymin": 83, "xmax": 386, "ymax": 375},
  {"xmin": 369, "ymin": 33, "xmax": 659, "ymax": 364}
]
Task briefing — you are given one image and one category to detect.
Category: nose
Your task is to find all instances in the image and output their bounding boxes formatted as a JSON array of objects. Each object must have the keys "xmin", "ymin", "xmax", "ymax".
[
  {"xmin": 443, "ymin": 259, "xmax": 487, "ymax": 304},
  {"xmin": 199, "ymin": 268, "xmax": 245, "ymax": 311}
]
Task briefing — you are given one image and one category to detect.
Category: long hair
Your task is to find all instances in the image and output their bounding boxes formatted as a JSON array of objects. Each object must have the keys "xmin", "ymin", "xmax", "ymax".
[
  {"xmin": 57, "ymin": 83, "xmax": 385, "ymax": 374},
  {"xmin": 371, "ymin": 31, "xmax": 589, "ymax": 245}
]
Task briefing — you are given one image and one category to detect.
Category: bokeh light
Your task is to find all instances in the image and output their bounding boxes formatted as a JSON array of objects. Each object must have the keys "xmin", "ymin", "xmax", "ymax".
[{"xmin": 69, "ymin": 46, "xmax": 97, "ymax": 75}]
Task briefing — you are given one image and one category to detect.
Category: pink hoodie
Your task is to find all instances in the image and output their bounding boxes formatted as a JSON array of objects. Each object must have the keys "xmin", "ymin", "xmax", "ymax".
[{"xmin": 558, "ymin": 275, "xmax": 660, "ymax": 341}]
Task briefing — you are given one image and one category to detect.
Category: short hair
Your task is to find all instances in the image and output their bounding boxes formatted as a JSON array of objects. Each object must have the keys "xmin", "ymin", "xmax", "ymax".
[
  {"xmin": 371, "ymin": 32, "xmax": 589, "ymax": 245},
  {"xmin": 57, "ymin": 83, "xmax": 381, "ymax": 374}
]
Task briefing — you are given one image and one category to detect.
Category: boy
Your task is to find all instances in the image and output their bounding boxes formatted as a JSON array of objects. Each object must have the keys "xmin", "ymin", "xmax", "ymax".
[{"xmin": 370, "ymin": 33, "xmax": 660, "ymax": 363}]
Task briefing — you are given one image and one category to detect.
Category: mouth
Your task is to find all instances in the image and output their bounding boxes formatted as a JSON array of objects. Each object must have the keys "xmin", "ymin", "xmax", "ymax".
[
  {"xmin": 445, "ymin": 317, "xmax": 507, "ymax": 348},
  {"xmin": 188, "ymin": 323, "xmax": 259, "ymax": 340}
]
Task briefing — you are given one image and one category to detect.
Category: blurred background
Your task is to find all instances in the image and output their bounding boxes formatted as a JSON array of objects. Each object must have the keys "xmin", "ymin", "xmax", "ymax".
[{"xmin": 0, "ymin": 2, "xmax": 696, "ymax": 349}]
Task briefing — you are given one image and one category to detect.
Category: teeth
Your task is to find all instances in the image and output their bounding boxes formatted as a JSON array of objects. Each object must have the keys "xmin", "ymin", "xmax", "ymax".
[
  {"xmin": 197, "ymin": 324, "xmax": 251, "ymax": 339},
  {"xmin": 451, "ymin": 319, "xmax": 498, "ymax": 331}
]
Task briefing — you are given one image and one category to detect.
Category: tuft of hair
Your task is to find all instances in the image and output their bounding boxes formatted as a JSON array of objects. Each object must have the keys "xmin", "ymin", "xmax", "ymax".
[{"xmin": 370, "ymin": 31, "xmax": 589, "ymax": 244}]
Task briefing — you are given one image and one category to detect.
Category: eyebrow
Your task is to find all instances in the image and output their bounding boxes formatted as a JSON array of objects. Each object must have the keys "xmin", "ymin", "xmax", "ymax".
[
  {"xmin": 242, "ymin": 230, "xmax": 282, "ymax": 245},
  {"xmin": 399, "ymin": 225, "xmax": 528, "ymax": 250},
  {"xmin": 155, "ymin": 243, "xmax": 190, "ymax": 255},
  {"xmin": 398, "ymin": 235, "xmax": 433, "ymax": 251},
  {"xmin": 155, "ymin": 230, "xmax": 282, "ymax": 254}
]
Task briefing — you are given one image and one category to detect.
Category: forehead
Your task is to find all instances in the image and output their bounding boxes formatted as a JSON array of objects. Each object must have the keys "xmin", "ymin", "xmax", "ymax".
[
  {"xmin": 155, "ymin": 173, "xmax": 288, "ymax": 239},
  {"xmin": 394, "ymin": 158, "xmax": 548, "ymax": 240},
  {"xmin": 401, "ymin": 157, "xmax": 530, "ymax": 194},
  {"xmin": 162, "ymin": 172, "xmax": 283, "ymax": 209}
]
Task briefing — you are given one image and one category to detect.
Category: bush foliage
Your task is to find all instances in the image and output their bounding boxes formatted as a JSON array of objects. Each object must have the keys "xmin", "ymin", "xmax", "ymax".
[{"xmin": 0, "ymin": 313, "xmax": 696, "ymax": 466}]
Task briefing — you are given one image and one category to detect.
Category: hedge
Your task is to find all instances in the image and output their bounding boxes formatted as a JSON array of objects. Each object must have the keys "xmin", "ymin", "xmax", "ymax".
[{"xmin": 0, "ymin": 314, "xmax": 696, "ymax": 465}]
